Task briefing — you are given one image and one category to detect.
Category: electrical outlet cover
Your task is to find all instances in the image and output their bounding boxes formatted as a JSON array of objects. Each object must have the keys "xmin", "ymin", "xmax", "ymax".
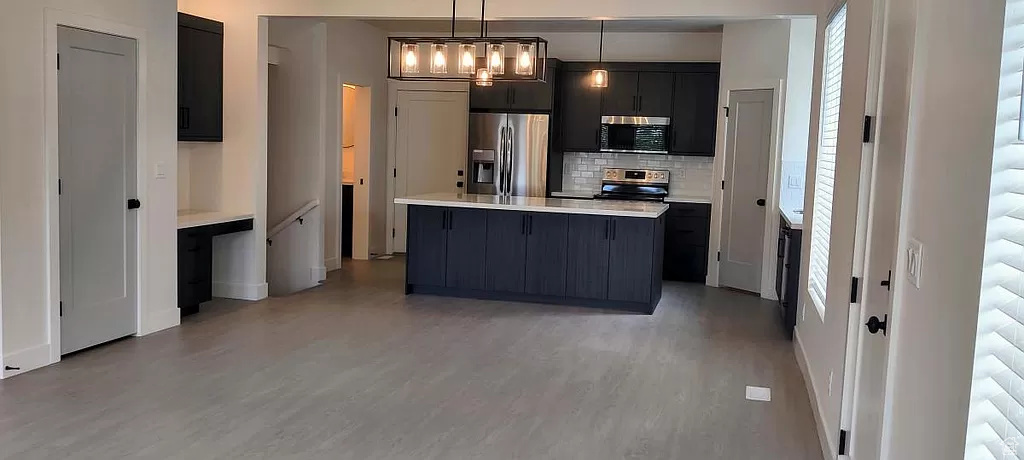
[{"xmin": 745, "ymin": 386, "xmax": 772, "ymax": 402}]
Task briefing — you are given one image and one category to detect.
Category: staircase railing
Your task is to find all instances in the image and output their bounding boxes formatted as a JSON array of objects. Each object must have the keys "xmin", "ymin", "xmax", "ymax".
[{"xmin": 266, "ymin": 199, "xmax": 319, "ymax": 245}]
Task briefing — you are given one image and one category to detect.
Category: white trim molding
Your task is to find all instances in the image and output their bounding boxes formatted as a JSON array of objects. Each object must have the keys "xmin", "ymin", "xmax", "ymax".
[{"xmin": 212, "ymin": 281, "xmax": 270, "ymax": 301}]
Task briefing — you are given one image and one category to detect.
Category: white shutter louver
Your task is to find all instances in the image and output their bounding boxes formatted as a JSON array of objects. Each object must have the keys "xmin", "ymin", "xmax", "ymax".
[
  {"xmin": 808, "ymin": 4, "xmax": 848, "ymax": 313},
  {"xmin": 965, "ymin": 1, "xmax": 1024, "ymax": 459}
]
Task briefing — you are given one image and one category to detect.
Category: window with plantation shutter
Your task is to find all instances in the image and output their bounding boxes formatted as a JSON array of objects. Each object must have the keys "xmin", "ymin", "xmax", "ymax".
[
  {"xmin": 808, "ymin": 4, "xmax": 848, "ymax": 314},
  {"xmin": 965, "ymin": 1, "xmax": 1024, "ymax": 458}
]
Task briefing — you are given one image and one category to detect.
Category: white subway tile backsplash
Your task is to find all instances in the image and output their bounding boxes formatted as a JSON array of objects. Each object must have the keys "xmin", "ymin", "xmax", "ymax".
[{"xmin": 561, "ymin": 152, "xmax": 714, "ymax": 199}]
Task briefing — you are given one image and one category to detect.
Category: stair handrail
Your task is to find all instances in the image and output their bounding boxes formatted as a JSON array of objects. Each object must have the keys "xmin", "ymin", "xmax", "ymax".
[{"xmin": 267, "ymin": 199, "xmax": 320, "ymax": 243}]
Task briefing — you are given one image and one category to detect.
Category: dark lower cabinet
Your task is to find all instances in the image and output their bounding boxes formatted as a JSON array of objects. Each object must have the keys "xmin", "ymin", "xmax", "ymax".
[
  {"xmin": 406, "ymin": 206, "xmax": 662, "ymax": 313},
  {"xmin": 565, "ymin": 214, "xmax": 612, "ymax": 300},
  {"xmin": 524, "ymin": 212, "xmax": 569, "ymax": 297},
  {"xmin": 445, "ymin": 208, "xmax": 488, "ymax": 290},
  {"xmin": 485, "ymin": 210, "xmax": 528, "ymax": 293},
  {"xmin": 178, "ymin": 218, "xmax": 253, "ymax": 316},
  {"xmin": 407, "ymin": 205, "xmax": 448, "ymax": 288},
  {"xmin": 777, "ymin": 216, "xmax": 803, "ymax": 339},
  {"xmin": 663, "ymin": 203, "xmax": 712, "ymax": 282},
  {"xmin": 608, "ymin": 217, "xmax": 656, "ymax": 303}
]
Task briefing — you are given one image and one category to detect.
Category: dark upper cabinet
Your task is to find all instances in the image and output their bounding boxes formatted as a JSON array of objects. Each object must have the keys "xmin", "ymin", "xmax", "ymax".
[
  {"xmin": 485, "ymin": 210, "xmax": 528, "ymax": 293},
  {"xmin": 407, "ymin": 206, "xmax": 448, "ymax": 288},
  {"xmin": 602, "ymin": 71, "xmax": 673, "ymax": 117},
  {"xmin": 524, "ymin": 212, "xmax": 569, "ymax": 297},
  {"xmin": 445, "ymin": 208, "xmax": 488, "ymax": 290},
  {"xmin": 670, "ymin": 71, "xmax": 720, "ymax": 156},
  {"xmin": 602, "ymin": 71, "xmax": 639, "ymax": 116},
  {"xmin": 560, "ymin": 71, "xmax": 603, "ymax": 152},
  {"xmin": 470, "ymin": 59, "xmax": 558, "ymax": 112},
  {"xmin": 565, "ymin": 214, "xmax": 611, "ymax": 300},
  {"xmin": 637, "ymin": 72, "xmax": 674, "ymax": 118},
  {"xmin": 178, "ymin": 13, "xmax": 223, "ymax": 142},
  {"xmin": 607, "ymin": 217, "xmax": 656, "ymax": 303},
  {"xmin": 470, "ymin": 81, "xmax": 513, "ymax": 111}
]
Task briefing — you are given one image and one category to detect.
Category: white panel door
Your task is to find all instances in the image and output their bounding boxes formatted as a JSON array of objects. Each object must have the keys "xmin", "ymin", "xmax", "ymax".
[
  {"xmin": 393, "ymin": 90, "xmax": 469, "ymax": 252},
  {"xmin": 720, "ymin": 89, "xmax": 774, "ymax": 293},
  {"xmin": 58, "ymin": 26, "xmax": 138, "ymax": 354}
]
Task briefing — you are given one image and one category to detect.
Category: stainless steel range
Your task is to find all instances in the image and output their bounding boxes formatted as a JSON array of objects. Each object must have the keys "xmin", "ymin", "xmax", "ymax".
[{"xmin": 593, "ymin": 168, "xmax": 670, "ymax": 202}]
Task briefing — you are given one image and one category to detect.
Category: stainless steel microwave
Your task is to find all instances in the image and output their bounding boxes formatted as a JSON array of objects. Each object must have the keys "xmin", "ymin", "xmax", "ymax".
[{"xmin": 600, "ymin": 116, "xmax": 671, "ymax": 154}]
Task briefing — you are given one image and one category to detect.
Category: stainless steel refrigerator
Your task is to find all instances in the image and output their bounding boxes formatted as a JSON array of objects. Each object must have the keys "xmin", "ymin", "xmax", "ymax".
[{"xmin": 468, "ymin": 113, "xmax": 549, "ymax": 197}]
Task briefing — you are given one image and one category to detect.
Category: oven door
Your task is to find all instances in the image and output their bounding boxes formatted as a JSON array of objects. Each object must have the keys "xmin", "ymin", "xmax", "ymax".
[{"xmin": 599, "ymin": 116, "xmax": 670, "ymax": 154}]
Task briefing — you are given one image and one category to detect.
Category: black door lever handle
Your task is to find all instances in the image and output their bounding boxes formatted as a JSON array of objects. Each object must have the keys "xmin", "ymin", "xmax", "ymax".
[{"xmin": 127, "ymin": 198, "xmax": 142, "ymax": 210}]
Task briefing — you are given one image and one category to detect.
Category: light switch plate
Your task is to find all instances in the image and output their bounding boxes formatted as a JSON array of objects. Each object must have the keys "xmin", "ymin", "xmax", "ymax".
[
  {"xmin": 154, "ymin": 161, "xmax": 167, "ymax": 179},
  {"xmin": 907, "ymin": 238, "xmax": 923, "ymax": 288},
  {"xmin": 745, "ymin": 386, "xmax": 772, "ymax": 402}
]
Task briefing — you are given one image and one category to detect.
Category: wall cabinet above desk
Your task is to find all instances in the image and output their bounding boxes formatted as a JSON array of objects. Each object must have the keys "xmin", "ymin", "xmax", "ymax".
[{"xmin": 178, "ymin": 13, "xmax": 223, "ymax": 142}]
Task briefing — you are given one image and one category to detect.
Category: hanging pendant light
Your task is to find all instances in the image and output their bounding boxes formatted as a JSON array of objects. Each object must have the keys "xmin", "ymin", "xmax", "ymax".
[
  {"xmin": 388, "ymin": 0, "xmax": 547, "ymax": 83},
  {"xmin": 591, "ymin": 21, "xmax": 608, "ymax": 88}
]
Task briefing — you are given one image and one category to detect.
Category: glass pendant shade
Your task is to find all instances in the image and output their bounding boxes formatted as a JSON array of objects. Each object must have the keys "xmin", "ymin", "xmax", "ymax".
[
  {"xmin": 487, "ymin": 44, "xmax": 505, "ymax": 75},
  {"xmin": 515, "ymin": 43, "xmax": 535, "ymax": 76},
  {"xmin": 430, "ymin": 43, "xmax": 448, "ymax": 74},
  {"xmin": 458, "ymin": 44, "xmax": 477, "ymax": 75},
  {"xmin": 591, "ymin": 69, "xmax": 608, "ymax": 88},
  {"xmin": 401, "ymin": 43, "xmax": 419, "ymax": 74},
  {"xmin": 475, "ymin": 68, "xmax": 493, "ymax": 86}
]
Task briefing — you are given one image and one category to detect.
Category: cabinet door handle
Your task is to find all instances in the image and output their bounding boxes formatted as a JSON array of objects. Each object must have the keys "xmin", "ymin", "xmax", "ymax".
[
  {"xmin": 632, "ymin": 96, "xmax": 637, "ymax": 112},
  {"xmin": 441, "ymin": 209, "xmax": 447, "ymax": 230},
  {"xmin": 528, "ymin": 215, "xmax": 533, "ymax": 235},
  {"xmin": 672, "ymin": 130, "xmax": 677, "ymax": 148},
  {"xmin": 511, "ymin": 87, "xmax": 516, "ymax": 105},
  {"xmin": 521, "ymin": 215, "xmax": 527, "ymax": 234},
  {"xmin": 182, "ymin": 107, "xmax": 190, "ymax": 129},
  {"xmin": 604, "ymin": 220, "xmax": 609, "ymax": 240},
  {"xmin": 448, "ymin": 210, "xmax": 454, "ymax": 229},
  {"xmin": 611, "ymin": 220, "xmax": 617, "ymax": 240},
  {"xmin": 638, "ymin": 96, "xmax": 643, "ymax": 112}
]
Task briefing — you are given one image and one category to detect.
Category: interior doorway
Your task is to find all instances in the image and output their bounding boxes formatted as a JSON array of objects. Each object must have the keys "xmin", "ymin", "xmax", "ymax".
[
  {"xmin": 335, "ymin": 83, "xmax": 373, "ymax": 262},
  {"xmin": 57, "ymin": 26, "xmax": 139, "ymax": 354},
  {"xmin": 719, "ymin": 89, "xmax": 774, "ymax": 294}
]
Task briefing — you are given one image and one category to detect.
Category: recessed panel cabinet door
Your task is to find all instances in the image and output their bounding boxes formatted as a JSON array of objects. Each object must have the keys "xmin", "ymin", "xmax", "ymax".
[
  {"xmin": 565, "ymin": 214, "xmax": 611, "ymax": 300},
  {"xmin": 603, "ymin": 71, "xmax": 639, "ymax": 116},
  {"xmin": 608, "ymin": 217, "xmax": 655, "ymax": 303},
  {"xmin": 445, "ymin": 207, "xmax": 488, "ymax": 290},
  {"xmin": 560, "ymin": 71, "xmax": 603, "ymax": 151},
  {"xmin": 470, "ymin": 81, "xmax": 511, "ymax": 111},
  {"xmin": 525, "ymin": 212, "xmax": 569, "ymax": 297},
  {"xmin": 407, "ymin": 206, "xmax": 448, "ymax": 287},
  {"xmin": 636, "ymin": 72, "xmax": 674, "ymax": 117},
  {"xmin": 485, "ymin": 210, "xmax": 527, "ymax": 293}
]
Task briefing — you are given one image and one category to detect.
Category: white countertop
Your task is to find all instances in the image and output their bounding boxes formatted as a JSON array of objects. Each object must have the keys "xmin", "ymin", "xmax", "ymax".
[
  {"xmin": 549, "ymin": 191, "xmax": 596, "ymax": 199},
  {"xmin": 395, "ymin": 193, "xmax": 669, "ymax": 218},
  {"xmin": 178, "ymin": 210, "xmax": 255, "ymax": 229},
  {"xmin": 781, "ymin": 207, "xmax": 804, "ymax": 230}
]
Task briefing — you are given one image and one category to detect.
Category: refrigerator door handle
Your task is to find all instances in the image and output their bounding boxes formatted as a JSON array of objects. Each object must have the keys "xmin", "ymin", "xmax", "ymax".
[
  {"xmin": 505, "ymin": 124, "xmax": 515, "ymax": 196},
  {"xmin": 497, "ymin": 126, "xmax": 507, "ymax": 196}
]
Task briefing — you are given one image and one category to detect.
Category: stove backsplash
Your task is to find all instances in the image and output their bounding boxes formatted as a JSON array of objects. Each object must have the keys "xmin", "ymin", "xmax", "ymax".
[{"xmin": 562, "ymin": 152, "xmax": 714, "ymax": 198}]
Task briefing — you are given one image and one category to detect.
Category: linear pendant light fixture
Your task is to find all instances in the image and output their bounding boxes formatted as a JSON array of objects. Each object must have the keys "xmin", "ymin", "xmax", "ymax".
[
  {"xmin": 591, "ymin": 20, "xmax": 608, "ymax": 88},
  {"xmin": 388, "ymin": 0, "xmax": 548, "ymax": 83}
]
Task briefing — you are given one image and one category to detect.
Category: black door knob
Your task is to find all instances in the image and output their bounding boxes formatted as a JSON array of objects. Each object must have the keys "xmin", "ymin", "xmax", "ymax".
[
  {"xmin": 127, "ymin": 198, "xmax": 141, "ymax": 210},
  {"xmin": 756, "ymin": 198, "xmax": 766, "ymax": 207},
  {"xmin": 865, "ymin": 314, "xmax": 888, "ymax": 336}
]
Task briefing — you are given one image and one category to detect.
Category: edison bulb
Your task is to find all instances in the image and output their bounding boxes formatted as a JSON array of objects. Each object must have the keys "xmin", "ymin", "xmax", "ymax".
[
  {"xmin": 434, "ymin": 50, "xmax": 445, "ymax": 67},
  {"xmin": 519, "ymin": 51, "xmax": 531, "ymax": 68},
  {"xmin": 463, "ymin": 50, "xmax": 474, "ymax": 67},
  {"xmin": 404, "ymin": 50, "xmax": 416, "ymax": 67},
  {"xmin": 490, "ymin": 51, "xmax": 501, "ymax": 68}
]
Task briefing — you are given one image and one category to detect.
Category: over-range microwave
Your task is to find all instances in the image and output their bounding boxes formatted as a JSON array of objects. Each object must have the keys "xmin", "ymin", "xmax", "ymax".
[{"xmin": 600, "ymin": 116, "xmax": 670, "ymax": 154}]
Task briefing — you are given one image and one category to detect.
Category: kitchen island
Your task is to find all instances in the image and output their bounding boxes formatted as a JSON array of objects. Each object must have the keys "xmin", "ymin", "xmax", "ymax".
[{"xmin": 394, "ymin": 193, "xmax": 668, "ymax": 314}]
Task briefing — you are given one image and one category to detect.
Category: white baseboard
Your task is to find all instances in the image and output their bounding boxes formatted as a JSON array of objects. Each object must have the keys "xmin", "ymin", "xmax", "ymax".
[
  {"xmin": 325, "ymin": 257, "xmax": 341, "ymax": 271},
  {"xmin": 794, "ymin": 328, "xmax": 836, "ymax": 460},
  {"xmin": 312, "ymin": 266, "xmax": 327, "ymax": 283},
  {"xmin": 139, "ymin": 308, "xmax": 181, "ymax": 336},
  {"xmin": 213, "ymin": 281, "xmax": 269, "ymax": 301},
  {"xmin": 2, "ymin": 343, "xmax": 55, "ymax": 379}
]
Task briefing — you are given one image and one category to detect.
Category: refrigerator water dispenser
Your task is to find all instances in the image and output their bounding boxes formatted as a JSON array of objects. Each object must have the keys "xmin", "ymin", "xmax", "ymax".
[{"xmin": 472, "ymin": 149, "xmax": 495, "ymax": 184}]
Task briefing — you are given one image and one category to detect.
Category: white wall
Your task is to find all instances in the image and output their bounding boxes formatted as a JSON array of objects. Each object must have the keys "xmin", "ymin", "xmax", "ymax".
[
  {"xmin": 706, "ymin": 19, "xmax": 793, "ymax": 298},
  {"xmin": 879, "ymin": 0, "xmax": 1004, "ymax": 457},
  {"xmin": 779, "ymin": 18, "xmax": 816, "ymax": 212},
  {"xmin": 325, "ymin": 19, "xmax": 390, "ymax": 257},
  {"xmin": 0, "ymin": 0, "xmax": 179, "ymax": 376}
]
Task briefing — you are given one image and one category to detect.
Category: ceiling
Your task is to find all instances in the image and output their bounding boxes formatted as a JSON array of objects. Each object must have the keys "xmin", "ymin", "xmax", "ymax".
[{"xmin": 361, "ymin": 19, "xmax": 726, "ymax": 34}]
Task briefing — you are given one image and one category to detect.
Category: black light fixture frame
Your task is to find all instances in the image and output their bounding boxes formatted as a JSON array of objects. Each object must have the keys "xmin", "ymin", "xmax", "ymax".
[{"xmin": 386, "ymin": 0, "xmax": 549, "ymax": 83}]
